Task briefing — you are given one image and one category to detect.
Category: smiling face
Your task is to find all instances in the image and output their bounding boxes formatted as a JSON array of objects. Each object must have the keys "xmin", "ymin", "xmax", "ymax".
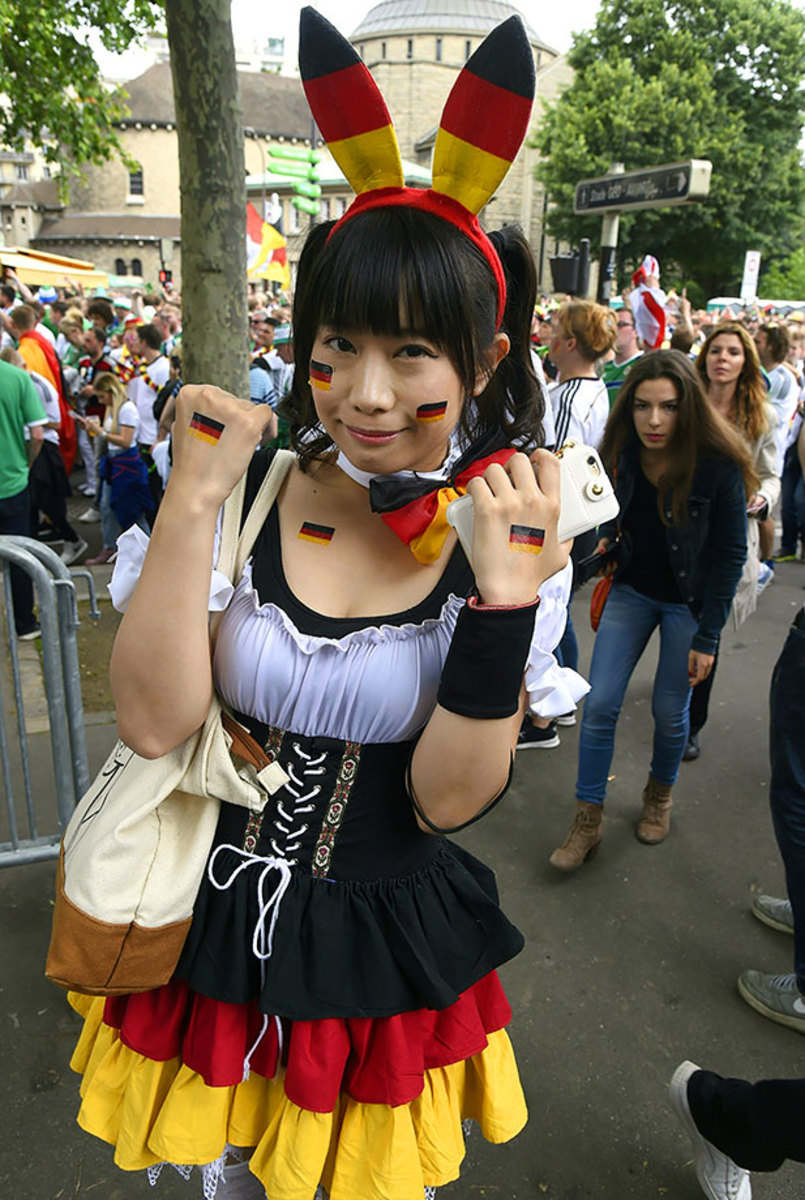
[
  {"xmin": 310, "ymin": 326, "xmax": 471, "ymax": 473},
  {"xmin": 632, "ymin": 376, "xmax": 680, "ymax": 453},
  {"xmin": 705, "ymin": 332, "xmax": 745, "ymax": 389}
]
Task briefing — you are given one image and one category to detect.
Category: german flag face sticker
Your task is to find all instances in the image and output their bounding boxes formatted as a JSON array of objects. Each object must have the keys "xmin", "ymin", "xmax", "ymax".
[
  {"xmin": 416, "ymin": 401, "xmax": 448, "ymax": 423},
  {"xmin": 188, "ymin": 412, "xmax": 225, "ymax": 446},
  {"xmin": 298, "ymin": 521, "xmax": 335, "ymax": 547},
  {"xmin": 509, "ymin": 524, "xmax": 544, "ymax": 554},
  {"xmin": 309, "ymin": 360, "xmax": 333, "ymax": 392}
]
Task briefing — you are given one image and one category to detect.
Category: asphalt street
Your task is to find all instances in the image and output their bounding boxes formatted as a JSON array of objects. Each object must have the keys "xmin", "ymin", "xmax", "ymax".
[{"xmin": 1, "ymin": 559, "xmax": 804, "ymax": 1199}]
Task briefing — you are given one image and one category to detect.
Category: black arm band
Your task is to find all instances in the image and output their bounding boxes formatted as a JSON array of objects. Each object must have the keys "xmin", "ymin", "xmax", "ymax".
[
  {"xmin": 405, "ymin": 752, "xmax": 515, "ymax": 834},
  {"xmin": 436, "ymin": 596, "xmax": 539, "ymax": 719}
]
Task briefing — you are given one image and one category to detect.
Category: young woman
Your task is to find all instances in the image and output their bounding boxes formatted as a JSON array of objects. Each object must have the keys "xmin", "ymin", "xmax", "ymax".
[
  {"xmin": 64, "ymin": 13, "xmax": 582, "ymax": 1199},
  {"xmin": 80, "ymin": 371, "xmax": 151, "ymax": 565},
  {"xmin": 550, "ymin": 350, "xmax": 753, "ymax": 871},
  {"xmin": 684, "ymin": 323, "xmax": 779, "ymax": 760}
]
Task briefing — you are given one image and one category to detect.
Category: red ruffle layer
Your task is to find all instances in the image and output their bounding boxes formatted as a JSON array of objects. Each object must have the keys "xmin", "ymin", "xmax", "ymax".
[{"xmin": 103, "ymin": 971, "xmax": 511, "ymax": 1113}]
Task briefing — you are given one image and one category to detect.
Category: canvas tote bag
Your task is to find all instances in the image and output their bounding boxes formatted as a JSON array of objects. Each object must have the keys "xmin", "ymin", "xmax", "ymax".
[{"xmin": 46, "ymin": 450, "xmax": 295, "ymax": 995}]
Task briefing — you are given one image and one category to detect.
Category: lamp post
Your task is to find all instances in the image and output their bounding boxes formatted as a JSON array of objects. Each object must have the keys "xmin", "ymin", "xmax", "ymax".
[{"xmin": 245, "ymin": 126, "xmax": 267, "ymax": 220}]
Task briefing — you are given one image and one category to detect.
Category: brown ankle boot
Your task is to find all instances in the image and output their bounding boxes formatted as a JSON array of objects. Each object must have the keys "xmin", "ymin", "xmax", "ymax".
[
  {"xmin": 549, "ymin": 801, "xmax": 603, "ymax": 871},
  {"xmin": 635, "ymin": 776, "xmax": 673, "ymax": 844}
]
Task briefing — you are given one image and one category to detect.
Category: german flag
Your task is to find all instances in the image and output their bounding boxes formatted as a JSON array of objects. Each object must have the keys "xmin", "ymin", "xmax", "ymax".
[
  {"xmin": 298, "ymin": 521, "xmax": 335, "ymax": 546},
  {"xmin": 432, "ymin": 17, "xmax": 535, "ymax": 214},
  {"xmin": 188, "ymin": 412, "xmax": 225, "ymax": 446},
  {"xmin": 509, "ymin": 524, "xmax": 544, "ymax": 554},
  {"xmin": 309, "ymin": 360, "xmax": 333, "ymax": 391},
  {"xmin": 299, "ymin": 8, "xmax": 403, "ymax": 195},
  {"xmin": 416, "ymin": 401, "xmax": 448, "ymax": 423}
]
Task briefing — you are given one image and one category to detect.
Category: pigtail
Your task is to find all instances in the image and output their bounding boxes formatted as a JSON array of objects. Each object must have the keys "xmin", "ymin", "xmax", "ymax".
[{"xmin": 470, "ymin": 225, "xmax": 543, "ymax": 451}]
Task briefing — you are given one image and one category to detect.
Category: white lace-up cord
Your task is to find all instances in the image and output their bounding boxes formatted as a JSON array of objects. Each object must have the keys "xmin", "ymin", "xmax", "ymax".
[{"xmin": 207, "ymin": 844, "xmax": 293, "ymax": 1078}]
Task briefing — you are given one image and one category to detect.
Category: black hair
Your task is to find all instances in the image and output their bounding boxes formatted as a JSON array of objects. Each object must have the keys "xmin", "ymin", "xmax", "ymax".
[
  {"xmin": 284, "ymin": 207, "xmax": 543, "ymax": 468},
  {"xmin": 1, "ymin": 284, "xmax": 16, "ymax": 305}
]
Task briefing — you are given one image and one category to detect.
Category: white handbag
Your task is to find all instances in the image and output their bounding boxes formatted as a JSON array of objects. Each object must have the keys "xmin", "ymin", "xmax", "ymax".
[{"xmin": 46, "ymin": 450, "xmax": 295, "ymax": 995}]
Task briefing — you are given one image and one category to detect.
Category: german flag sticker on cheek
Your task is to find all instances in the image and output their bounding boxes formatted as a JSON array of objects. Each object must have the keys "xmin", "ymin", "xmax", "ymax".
[
  {"xmin": 309, "ymin": 360, "xmax": 333, "ymax": 391},
  {"xmin": 509, "ymin": 524, "xmax": 545, "ymax": 554},
  {"xmin": 416, "ymin": 401, "xmax": 448, "ymax": 423},
  {"xmin": 298, "ymin": 521, "xmax": 335, "ymax": 546},
  {"xmin": 188, "ymin": 412, "xmax": 225, "ymax": 446}
]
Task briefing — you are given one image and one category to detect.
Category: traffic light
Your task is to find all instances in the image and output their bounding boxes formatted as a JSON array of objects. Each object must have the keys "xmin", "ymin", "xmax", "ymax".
[
  {"xmin": 158, "ymin": 268, "xmax": 172, "ymax": 285},
  {"xmin": 266, "ymin": 144, "xmax": 322, "ymax": 217}
]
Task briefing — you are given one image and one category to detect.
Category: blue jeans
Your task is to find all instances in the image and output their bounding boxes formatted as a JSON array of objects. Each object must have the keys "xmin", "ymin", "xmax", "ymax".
[
  {"xmin": 779, "ymin": 444, "xmax": 805, "ymax": 555},
  {"xmin": 769, "ymin": 609, "xmax": 805, "ymax": 993},
  {"xmin": 576, "ymin": 583, "xmax": 698, "ymax": 804}
]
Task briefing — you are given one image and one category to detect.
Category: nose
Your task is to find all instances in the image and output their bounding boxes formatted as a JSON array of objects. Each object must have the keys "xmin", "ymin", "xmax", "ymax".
[{"xmin": 351, "ymin": 351, "xmax": 395, "ymax": 412}]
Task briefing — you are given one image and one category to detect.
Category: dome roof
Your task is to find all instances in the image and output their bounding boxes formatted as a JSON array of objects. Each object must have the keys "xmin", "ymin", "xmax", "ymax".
[{"xmin": 350, "ymin": 1, "xmax": 553, "ymax": 51}]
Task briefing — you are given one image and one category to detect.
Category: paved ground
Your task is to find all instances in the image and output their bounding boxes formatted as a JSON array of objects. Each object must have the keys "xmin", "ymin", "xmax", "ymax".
[{"xmin": 1, "ymin": 549, "xmax": 804, "ymax": 1199}]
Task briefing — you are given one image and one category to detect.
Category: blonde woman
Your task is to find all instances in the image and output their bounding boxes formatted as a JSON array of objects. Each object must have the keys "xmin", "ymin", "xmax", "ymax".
[{"xmin": 80, "ymin": 371, "xmax": 151, "ymax": 564}]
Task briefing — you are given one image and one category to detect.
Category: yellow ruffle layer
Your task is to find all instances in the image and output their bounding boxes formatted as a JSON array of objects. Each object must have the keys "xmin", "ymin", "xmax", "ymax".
[{"xmin": 68, "ymin": 992, "xmax": 528, "ymax": 1200}]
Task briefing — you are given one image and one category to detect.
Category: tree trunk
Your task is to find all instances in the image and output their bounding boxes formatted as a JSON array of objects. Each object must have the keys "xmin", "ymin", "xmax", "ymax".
[{"xmin": 165, "ymin": 0, "xmax": 248, "ymax": 397}]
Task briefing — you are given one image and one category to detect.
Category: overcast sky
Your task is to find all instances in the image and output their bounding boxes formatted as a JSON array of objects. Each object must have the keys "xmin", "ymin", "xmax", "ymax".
[{"xmin": 97, "ymin": 0, "xmax": 604, "ymax": 80}]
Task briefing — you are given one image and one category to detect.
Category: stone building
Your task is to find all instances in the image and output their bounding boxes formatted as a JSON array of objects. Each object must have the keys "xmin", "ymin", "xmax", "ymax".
[{"xmin": 4, "ymin": 0, "xmax": 572, "ymax": 294}]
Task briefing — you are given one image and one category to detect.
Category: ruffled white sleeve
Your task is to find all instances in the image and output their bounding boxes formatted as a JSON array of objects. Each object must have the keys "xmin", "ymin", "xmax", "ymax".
[
  {"xmin": 107, "ymin": 518, "xmax": 236, "ymax": 613},
  {"xmin": 525, "ymin": 560, "xmax": 590, "ymax": 719}
]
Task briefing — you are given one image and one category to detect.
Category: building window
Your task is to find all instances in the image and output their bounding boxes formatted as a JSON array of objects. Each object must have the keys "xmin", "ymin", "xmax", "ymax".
[
  {"xmin": 319, "ymin": 197, "xmax": 331, "ymax": 222},
  {"xmin": 359, "ymin": 43, "xmax": 364, "ymax": 58},
  {"xmin": 465, "ymin": 40, "xmax": 472, "ymax": 61},
  {"xmin": 435, "ymin": 38, "xmax": 442, "ymax": 62},
  {"xmin": 43, "ymin": 165, "xmax": 51, "ymax": 178},
  {"xmin": 115, "ymin": 258, "xmax": 127, "ymax": 276},
  {"xmin": 16, "ymin": 163, "xmax": 28, "ymax": 181},
  {"xmin": 128, "ymin": 167, "xmax": 144, "ymax": 196},
  {"xmin": 407, "ymin": 38, "xmax": 413, "ymax": 59},
  {"xmin": 288, "ymin": 198, "xmax": 300, "ymax": 236},
  {"xmin": 536, "ymin": 52, "xmax": 542, "ymax": 70},
  {"xmin": 335, "ymin": 196, "xmax": 347, "ymax": 219},
  {"xmin": 381, "ymin": 41, "xmax": 386, "ymax": 58},
  {"xmin": 131, "ymin": 258, "xmax": 143, "ymax": 276}
]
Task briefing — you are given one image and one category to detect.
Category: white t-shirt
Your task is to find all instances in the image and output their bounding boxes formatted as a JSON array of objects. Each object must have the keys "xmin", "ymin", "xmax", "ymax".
[
  {"xmin": 767, "ymin": 363, "xmax": 800, "ymax": 471},
  {"xmin": 548, "ymin": 376, "xmax": 609, "ymax": 450},
  {"xmin": 104, "ymin": 399, "xmax": 140, "ymax": 458},
  {"xmin": 29, "ymin": 371, "xmax": 60, "ymax": 446},
  {"xmin": 127, "ymin": 355, "xmax": 169, "ymax": 446}
]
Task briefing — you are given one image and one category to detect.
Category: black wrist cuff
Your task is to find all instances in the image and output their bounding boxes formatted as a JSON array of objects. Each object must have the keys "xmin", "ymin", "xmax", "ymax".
[{"xmin": 437, "ymin": 596, "xmax": 539, "ymax": 719}]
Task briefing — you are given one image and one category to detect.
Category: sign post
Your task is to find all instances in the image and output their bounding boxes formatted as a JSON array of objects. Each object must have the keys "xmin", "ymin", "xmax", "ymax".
[
  {"xmin": 740, "ymin": 250, "xmax": 762, "ymax": 303},
  {"xmin": 572, "ymin": 160, "xmax": 713, "ymax": 304}
]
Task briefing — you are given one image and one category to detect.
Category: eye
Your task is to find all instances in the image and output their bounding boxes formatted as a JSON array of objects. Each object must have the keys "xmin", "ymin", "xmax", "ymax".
[
  {"xmin": 323, "ymin": 334, "xmax": 355, "ymax": 354},
  {"xmin": 397, "ymin": 343, "xmax": 437, "ymax": 359}
]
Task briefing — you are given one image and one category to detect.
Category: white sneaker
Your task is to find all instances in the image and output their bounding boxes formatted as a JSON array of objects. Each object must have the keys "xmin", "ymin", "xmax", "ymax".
[
  {"xmin": 78, "ymin": 483, "xmax": 97, "ymax": 497},
  {"xmin": 669, "ymin": 1061, "xmax": 751, "ymax": 1200},
  {"xmin": 77, "ymin": 506, "xmax": 101, "ymax": 523},
  {"xmin": 59, "ymin": 538, "xmax": 88, "ymax": 566},
  {"xmin": 756, "ymin": 562, "xmax": 774, "ymax": 594}
]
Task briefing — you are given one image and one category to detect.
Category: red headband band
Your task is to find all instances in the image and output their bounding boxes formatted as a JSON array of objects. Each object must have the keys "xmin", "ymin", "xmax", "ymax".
[{"xmin": 328, "ymin": 188, "xmax": 507, "ymax": 329}]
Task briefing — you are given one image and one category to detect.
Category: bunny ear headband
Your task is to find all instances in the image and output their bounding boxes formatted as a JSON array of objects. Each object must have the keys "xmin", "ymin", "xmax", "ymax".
[{"xmin": 298, "ymin": 7, "xmax": 536, "ymax": 329}]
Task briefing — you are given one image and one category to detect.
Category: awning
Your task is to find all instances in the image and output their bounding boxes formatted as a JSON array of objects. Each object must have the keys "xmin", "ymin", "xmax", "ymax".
[{"xmin": 0, "ymin": 246, "xmax": 108, "ymax": 289}]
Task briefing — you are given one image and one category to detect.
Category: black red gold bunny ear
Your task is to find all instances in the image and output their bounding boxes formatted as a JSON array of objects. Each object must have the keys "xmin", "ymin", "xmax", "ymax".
[
  {"xmin": 299, "ymin": 7, "xmax": 404, "ymax": 194},
  {"xmin": 432, "ymin": 16, "xmax": 535, "ymax": 214}
]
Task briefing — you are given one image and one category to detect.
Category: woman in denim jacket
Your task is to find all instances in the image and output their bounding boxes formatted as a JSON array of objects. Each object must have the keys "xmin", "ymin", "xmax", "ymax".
[{"xmin": 550, "ymin": 351, "xmax": 755, "ymax": 871}]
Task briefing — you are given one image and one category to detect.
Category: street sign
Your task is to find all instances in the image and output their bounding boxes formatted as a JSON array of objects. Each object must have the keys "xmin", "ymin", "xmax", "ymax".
[
  {"xmin": 740, "ymin": 250, "xmax": 762, "ymax": 302},
  {"xmin": 574, "ymin": 160, "xmax": 712, "ymax": 215}
]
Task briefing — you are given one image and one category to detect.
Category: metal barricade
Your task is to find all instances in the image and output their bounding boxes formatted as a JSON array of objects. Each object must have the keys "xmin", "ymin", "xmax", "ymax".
[{"xmin": 0, "ymin": 536, "xmax": 100, "ymax": 866}]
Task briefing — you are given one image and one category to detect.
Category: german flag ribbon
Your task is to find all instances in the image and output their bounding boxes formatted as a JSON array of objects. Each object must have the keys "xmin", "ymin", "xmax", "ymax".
[{"xmin": 370, "ymin": 444, "xmax": 517, "ymax": 564}]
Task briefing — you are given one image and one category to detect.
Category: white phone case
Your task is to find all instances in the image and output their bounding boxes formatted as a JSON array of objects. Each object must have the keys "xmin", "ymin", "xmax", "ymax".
[{"xmin": 446, "ymin": 442, "xmax": 619, "ymax": 564}]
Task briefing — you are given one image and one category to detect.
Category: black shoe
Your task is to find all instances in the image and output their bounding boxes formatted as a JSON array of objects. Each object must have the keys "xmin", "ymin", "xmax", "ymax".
[
  {"xmin": 37, "ymin": 526, "xmax": 62, "ymax": 543},
  {"xmin": 517, "ymin": 719, "xmax": 560, "ymax": 750},
  {"xmin": 683, "ymin": 734, "xmax": 700, "ymax": 762},
  {"xmin": 16, "ymin": 624, "xmax": 41, "ymax": 642}
]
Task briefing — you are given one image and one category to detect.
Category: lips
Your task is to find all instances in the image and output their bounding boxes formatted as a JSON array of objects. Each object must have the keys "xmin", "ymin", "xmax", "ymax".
[{"xmin": 345, "ymin": 425, "xmax": 401, "ymax": 445}]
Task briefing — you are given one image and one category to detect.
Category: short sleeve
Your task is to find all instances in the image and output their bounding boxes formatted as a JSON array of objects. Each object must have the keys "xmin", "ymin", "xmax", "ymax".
[
  {"xmin": 107, "ymin": 518, "xmax": 236, "ymax": 614},
  {"xmin": 20, "ymin": 371, "xmax": 47, "ymax": 426},
  {"xmin": 525, "ymin": 560, "xmax": 590, "ymax": 719}
]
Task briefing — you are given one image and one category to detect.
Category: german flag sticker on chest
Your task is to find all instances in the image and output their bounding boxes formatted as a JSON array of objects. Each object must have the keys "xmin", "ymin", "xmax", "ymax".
[{"xmin": 298, "ymin": 521, "xmax": 335, "ymax": 546}]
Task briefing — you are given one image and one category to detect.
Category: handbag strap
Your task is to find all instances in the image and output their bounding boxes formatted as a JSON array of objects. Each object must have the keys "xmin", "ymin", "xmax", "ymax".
[{"xmin": 209, "ymin": 449, "xmax": 295, "ymax": 640}]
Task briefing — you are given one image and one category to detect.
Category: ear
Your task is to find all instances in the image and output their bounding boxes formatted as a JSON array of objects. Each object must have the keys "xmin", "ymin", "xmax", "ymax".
[
  {"xmin": 299, "ymin": 7, "xmax": 403, "ymax": 195},
  {"xmin": 431, "ymin": 17, "xmax": 535, "ymax": 215},
  {"xmin": 473, "ymin": 331, "xmax": 510, "ymax": 395}
]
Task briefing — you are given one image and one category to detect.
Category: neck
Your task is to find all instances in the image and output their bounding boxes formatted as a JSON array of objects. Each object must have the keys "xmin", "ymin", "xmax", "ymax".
[
  {"xmin": 707, "ymin": 380, "xmax": 737, "ymax": 418},
  {"xmin": 615, "ymin": 346, "xmax": 637, "ymax": 365},
  {"xmin": 142, "ymin": 347, "xmax": 160, "ymax": 364},
  {"xmin": 558, "ymin": 352, "xmax": 597, "ymax": 380}
]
